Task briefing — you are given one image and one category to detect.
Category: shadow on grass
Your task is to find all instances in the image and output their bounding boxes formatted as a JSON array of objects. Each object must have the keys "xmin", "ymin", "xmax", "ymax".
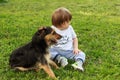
[{"xmin": 0, "ymin": 0, "xmax": 8, "ymax": 3}]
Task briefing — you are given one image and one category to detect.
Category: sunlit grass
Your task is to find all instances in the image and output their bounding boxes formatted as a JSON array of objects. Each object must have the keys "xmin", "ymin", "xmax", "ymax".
[{"xmin": 0, "ymin": 0, "xmax": 120, "ymax": 80}]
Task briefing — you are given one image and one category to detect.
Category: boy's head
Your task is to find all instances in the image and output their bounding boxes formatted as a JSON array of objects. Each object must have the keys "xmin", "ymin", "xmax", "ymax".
[{"xmin": 52, "ymin": 7, "xmax": 72, "ymax": 27}]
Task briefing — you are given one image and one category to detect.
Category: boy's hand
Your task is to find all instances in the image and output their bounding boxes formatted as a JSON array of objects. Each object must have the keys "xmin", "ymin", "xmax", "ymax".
[{"xmin": 73, "ymin": 48, "xmax": 81, "ymax": 54}]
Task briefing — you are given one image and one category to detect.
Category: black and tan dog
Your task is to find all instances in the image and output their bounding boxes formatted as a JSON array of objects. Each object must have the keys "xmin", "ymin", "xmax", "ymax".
[{"xmin": 9, "ymin": 26, "xmax": 62, "ymax": 78}]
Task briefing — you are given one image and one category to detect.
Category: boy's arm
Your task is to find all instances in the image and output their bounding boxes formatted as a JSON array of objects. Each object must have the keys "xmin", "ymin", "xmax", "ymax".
[{"xmin": 73, "ymin": 38, "xmax": 81, "ymax": 54}]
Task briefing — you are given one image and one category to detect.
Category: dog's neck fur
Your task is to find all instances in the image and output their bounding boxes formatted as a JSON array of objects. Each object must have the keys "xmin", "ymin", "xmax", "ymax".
[{"xmin": 31, "ymin": 38, "xmax": 48, "ymax": 53}]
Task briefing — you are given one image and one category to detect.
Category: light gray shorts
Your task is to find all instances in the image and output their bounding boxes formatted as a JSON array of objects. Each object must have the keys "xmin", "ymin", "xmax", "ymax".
[{"xmin": 49, "ymin": 48, "xmax": 86, "ymax": 62}]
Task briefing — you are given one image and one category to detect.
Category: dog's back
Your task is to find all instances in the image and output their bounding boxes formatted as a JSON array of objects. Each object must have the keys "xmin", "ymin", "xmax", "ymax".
[{"xmin": 9, "ymin": 42, "xmax": 38, "ymax": 68}]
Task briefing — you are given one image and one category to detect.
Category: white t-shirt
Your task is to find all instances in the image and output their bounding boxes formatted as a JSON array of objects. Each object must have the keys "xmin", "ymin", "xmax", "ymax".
[{"xmin": 51, "ymin": 25, "xmax": 77, "ymax": 50}]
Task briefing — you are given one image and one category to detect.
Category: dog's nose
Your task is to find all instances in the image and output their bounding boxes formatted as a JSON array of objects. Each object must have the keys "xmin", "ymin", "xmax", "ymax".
[
  {"xmin": 59, "ymin": 35, "xmax": 62, "ymax": 39},
  {"xmin": 57, "ymin": 34, "xmax": 62, "ymax": 39}
]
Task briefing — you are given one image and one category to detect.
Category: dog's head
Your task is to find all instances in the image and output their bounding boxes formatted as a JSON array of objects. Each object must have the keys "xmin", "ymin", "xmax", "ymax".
[{"xmin": 32, "ymin": 26, "xmax": 62, "ymax": 46}]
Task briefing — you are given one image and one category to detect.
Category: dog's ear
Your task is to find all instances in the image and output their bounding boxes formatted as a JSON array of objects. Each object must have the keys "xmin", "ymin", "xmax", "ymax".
[
  {"xmin": 37, "ymin": 27, "xmax": 47, "ymax": 38},
  {"xmin": 38, "ymin": 27, "xmax": 46, "ymax": 31}
]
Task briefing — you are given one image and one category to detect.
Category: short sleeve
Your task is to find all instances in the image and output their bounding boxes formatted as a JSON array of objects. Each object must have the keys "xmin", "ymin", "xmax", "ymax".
[{"xmin": 69, "ymin": 25, "xmax": 77, "ymax": 38}]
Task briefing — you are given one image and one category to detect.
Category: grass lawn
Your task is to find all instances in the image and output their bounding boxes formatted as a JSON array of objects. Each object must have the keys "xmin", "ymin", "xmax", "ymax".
[{"xmin": 0, "ymin": 0, "xmax": 120, "ymax": 80}]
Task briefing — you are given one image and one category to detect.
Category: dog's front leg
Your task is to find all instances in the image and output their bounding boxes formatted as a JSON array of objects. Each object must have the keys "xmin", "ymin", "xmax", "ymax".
[
  {"xmin": 41, "ymin": 64, "xmax": 56, "ymax": 79},
  {"xmin": 49, "ymin": 60, "xmax": 59, "ymax": 69}
]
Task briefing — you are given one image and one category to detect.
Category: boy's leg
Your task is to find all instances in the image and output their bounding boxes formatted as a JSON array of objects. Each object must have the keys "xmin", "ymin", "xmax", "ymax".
[
  {"xmin": 63, "ymin": 50, "xmax": 85, "ymax": 71},
  {"xmin": 49, "ymin": 48, "xmax": 58, "ymax": 60},
  {"xmin": 71, "ymin": 51, "xmax": 86, "ymax": 71},
  {"xmin": 55, "ymin": 54, "xmax": 68, "ymax": 67},
  {"xmin": 49, "ymin": 48, "xmax": 68, "ymax": 67},
  {"xmin": 73, "ymin": 51, "xmax": 86, "ymax": 62}
]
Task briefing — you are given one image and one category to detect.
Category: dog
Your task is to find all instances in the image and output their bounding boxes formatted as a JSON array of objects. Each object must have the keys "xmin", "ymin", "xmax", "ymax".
[{"xmin": 9, "ymin": 26, "xmax": 62, "ymax": 78}]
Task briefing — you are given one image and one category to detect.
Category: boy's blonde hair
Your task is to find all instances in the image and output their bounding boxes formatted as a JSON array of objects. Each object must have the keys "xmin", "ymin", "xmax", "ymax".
[{"xmin": 52, "ymin": 7, "xmax": 72, "ymax": 27}]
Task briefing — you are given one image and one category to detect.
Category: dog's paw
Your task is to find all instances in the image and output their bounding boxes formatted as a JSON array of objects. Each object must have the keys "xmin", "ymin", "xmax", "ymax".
[
  {"xmin": 56, "ymin": 66, "xmax": 60, "ymax": 69},
  {"xmin": 35, "ymin": 68, "xmax": 40, "ymax": 72}
]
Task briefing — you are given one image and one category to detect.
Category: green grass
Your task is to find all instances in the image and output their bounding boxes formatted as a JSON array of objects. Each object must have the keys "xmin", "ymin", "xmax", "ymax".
[{"xmin": 0, "ymin": 0, "xmax": 120, "ymax": 80}]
